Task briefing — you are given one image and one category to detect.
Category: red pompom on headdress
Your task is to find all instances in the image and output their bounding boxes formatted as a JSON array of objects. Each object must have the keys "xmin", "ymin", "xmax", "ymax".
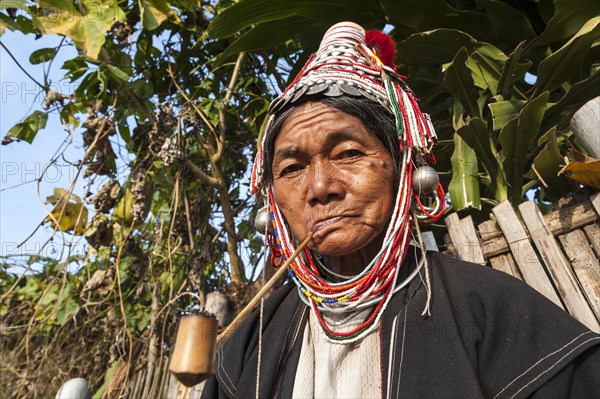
[{"xmin": 365, "ymin": 30, "xmax": 397, "ymax": 69}]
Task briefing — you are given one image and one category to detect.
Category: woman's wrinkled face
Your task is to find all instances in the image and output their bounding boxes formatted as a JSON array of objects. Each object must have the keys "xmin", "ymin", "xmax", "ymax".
[{"xmin": 271, "ymin": 102, "xmax": 396, "ymax": 257}]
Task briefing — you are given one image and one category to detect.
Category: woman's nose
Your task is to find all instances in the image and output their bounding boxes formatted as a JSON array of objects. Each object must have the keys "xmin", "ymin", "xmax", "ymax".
[{"xmin": 306, "ymin": 161, "xmax": 344, "ymax": 205}]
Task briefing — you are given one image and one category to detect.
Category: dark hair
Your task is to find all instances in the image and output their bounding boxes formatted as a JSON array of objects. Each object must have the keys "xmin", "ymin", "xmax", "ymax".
[{"xmin": 262, "ymin": 95, "xmax": 400, "ymax": 182}]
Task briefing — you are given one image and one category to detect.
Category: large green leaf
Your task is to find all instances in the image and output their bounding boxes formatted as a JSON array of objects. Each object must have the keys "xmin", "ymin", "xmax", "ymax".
[
  {"xmin": 497, "ymin": 41, "xmax": 531, "ymax": 98},
  {"xmin": 499, "ymin": 91, "xmax": 550, "ymax": 203},
  {"xmin": 214, "ymin": 17, "xmax": 326, "ymax": 62},
  {"xmin": 535, "ymin": 16, "xmax": 600, "ymax": 94},
  {"xmin": 465, "ymin": 44, "xmax": 507, "ymax": 94},
  {"xmin": 475, "ymin": 0, "xmax": 536, "ymax": 45},
  {"xmin": 526, "ymin": 0, "xmax": 600, "ymax": 49},
  {"xmin": 34, "ymin": 0, "xmax": 126, "ymax": 59},
  {"xmin": 542, "ymin": 71, "xmax": 600, "ymax": 132},
  {"xmin": 456, "ymin": 117, "xmax": 507, "ymax": 202},
  {"xmin": 488, "ymin": 99, "xmax": 525, "ymax": 131},
  {"xmin": 381, "ymin": 0, "xmax": 489, "ymax": 38},
  {"xmin": 7, "ymin": 110, "xmax": 48, "ymax": 143},
  {"xmin": 208, "ymin": 0, "xmax": 385, "ymax": 39},
  {"xmin": 444, "ymin": 47, "xmax": 480, "ymax": 118},
  {"xmin": 449, "ymin": 134, "xmax": 481, "ymax": 210},
  {"xmin": 396, "ymin": 29, "xmax": 477, "ymax": 65},
  {"xmin": 380, "ymin": 0, "xmax": 527, "ymax": 50}
]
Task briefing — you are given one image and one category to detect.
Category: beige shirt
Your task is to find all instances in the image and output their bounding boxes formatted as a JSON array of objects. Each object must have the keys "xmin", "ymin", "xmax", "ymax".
[{"xmin": 292, "ymin": 307, "xmax": 381, "ymax": 399}]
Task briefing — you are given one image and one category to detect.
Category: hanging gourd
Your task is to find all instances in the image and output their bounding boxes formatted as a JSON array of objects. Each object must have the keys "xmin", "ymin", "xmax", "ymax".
[{"xmin": 169, "ymin": 313, "xmax": 218, "ymax": 387}]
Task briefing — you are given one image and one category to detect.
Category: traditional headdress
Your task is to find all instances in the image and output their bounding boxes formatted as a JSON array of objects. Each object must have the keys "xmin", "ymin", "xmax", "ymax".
[{"xmin": 251, "ymin": 22, "xmax": 445, "ymax": 343}]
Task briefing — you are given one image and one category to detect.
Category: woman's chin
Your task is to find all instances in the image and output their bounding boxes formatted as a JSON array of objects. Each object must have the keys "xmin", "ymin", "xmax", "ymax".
[
  {"xmin": 306, "ymin": 227, "xmax": 385, "ymax": 259},
  {"xmin": 309, "ymin": 235, "xmax": 368, "ymax": 257}
]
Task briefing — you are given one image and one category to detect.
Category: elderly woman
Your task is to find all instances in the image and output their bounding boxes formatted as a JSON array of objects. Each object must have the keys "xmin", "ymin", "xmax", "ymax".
[{"xmin": 202, "ymin": 22, "xmax": 600, "ymax": 398}]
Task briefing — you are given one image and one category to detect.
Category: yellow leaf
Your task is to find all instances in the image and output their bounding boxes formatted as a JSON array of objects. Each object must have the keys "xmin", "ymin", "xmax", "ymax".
[
  {"xmin": 559, "ymin": 159, "xmax": 600, "ymax": 189},
  {"xmin": 45, "ymin": 188, "xmax": 89, "ymax": 235},
  {"xmin": 113, "ymin": 187, "xmax": 134, "ymax": 225},
  {"xmin": 35, "ymin": 0, "xmax": 126, "ymax": 59}
]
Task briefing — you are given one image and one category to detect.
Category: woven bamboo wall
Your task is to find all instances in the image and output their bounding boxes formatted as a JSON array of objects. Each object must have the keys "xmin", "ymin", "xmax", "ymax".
[{"xmin": 444, "ymin": 193, "xmax": 600, "ymax": 333}]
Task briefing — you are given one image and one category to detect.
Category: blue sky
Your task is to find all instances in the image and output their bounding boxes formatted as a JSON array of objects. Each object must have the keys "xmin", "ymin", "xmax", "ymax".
[{"xmin": 1, "ymin": 31, "xmax": 90, "ymax": 270}]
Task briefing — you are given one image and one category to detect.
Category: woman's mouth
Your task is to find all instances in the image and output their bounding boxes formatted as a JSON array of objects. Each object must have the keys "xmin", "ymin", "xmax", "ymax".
[{"xmin": 312, "ymin": 216, "xmax": 344, "ymax": 234}]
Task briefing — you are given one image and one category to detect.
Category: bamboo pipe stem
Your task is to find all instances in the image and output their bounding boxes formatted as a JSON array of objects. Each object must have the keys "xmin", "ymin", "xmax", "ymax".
[{"xmin": 217, "ymin": 232, "xmax": 314, "ymax": 346}]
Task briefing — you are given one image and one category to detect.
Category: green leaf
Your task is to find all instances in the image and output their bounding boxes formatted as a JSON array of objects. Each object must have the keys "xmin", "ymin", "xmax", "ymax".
[
  {"xmin": 499, "ymin": 91, "xmax": 550, "ymax": 203},
  {"xmin": 29, "ymin": 47, "xmax": 57, "ymax": 64},
  {"xmin": 380, "ymin": 0, "xmax": 517, "ymax": 50},
  {"xmin": 208, "ymin": 0, "xmax": 384, "ymax": 39},
  {"xmin": 533, "ymin": 127, "xmax": 573, "ymax": 200},
  {"xmin": 117, "ymin": 121, "xmax": 132, "ymax": 147},
  {"xmin": 456, "ymin": 117, "xmax": 507, "ymax": 202},
  {"xmin": 62, "ymin": 57, "xmax": 89, "ymax": 82},
  {"xmin": 215, "ymin": 16, "xmax": 326, "ymax": 62},
  {"xmin": 449, "ymin": 134, "xmax": 481, "ymax": 210},
  {"xmin": 7, "ymin": 110, "xmax": 48, "ymax": 143},
  {"xmin": 60, "ymin": 102, "xmax": 80, "ymax": 128},
  {"xmin": 465, "ymin": 45, "xmax": 506, "ymax": 94},
  {"xmin": 138, "ymin": 0, "xmax": 179, "ymax": 31},
  {"xmin": 535, "ymin": 16, "xmax": 600, "ymax": 94},
  {"xmin": 497, "ymin": 41, "xmax": 531, "ymax": 98},
  {"xmin": 105, "ymin": 64, "xmax": 130, "ymax": 82},
  {"xmin": 56, "ymin": 298, "xmax": 79, "ymax": 325},
  {"xmin": 397, "ymin": 29, "xmax": 478, "ymax": 65},
  {"xmin": 444, "ymin": 47, "xmax": 480, "ymax": 118},
  {"xmin": 527, "ymin": 0, "xmax": 600, "ymax": 49},
  {"xmin": 18, "ymin": 278, "xmax": 42, "ymax": 300},
  {"xmin": 488, "ymin": 100, "xmax": 524, "ymax": 131},
  {"xmin": 475, "ymin": 0, "xmax": 536, "ymax": 45},
  {"xmin": 129, "ymin": 79, "xmax": 153, "ymax": 99},
  {"xmin": 93, "ymin": 361, "xmax": 118, "ymax": 399},
  {"xmin": 34, "ymin": 0, "xmax": 126, "ymax": 59},
  {"xmin": 542, "ymin": 71, "xmax": 600, "ymax": 132},
  {"xmin": 1, "ymin": 11, "xmax": 16, "ymax": 35}
]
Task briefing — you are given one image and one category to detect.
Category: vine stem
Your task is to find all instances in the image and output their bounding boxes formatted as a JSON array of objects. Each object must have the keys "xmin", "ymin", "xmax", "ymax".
[{"xmin": 0, "ymin": 40, "xmax": 47, "ymax": 90}]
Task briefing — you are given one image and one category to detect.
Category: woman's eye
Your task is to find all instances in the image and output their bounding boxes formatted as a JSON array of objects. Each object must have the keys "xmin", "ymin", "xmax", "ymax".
[
  {"xmin": 280, "ymin": 164, "xmax": 302, "ymax": 176},
  {"xmin": 339, "ymin": 149, "xmax": 362, "ymax": 158}
]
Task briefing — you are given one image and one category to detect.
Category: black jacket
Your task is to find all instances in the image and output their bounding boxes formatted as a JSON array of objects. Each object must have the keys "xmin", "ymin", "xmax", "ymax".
[{"xmin": 202, "ymin": 253, "xmax": 600, "ymax": 398}]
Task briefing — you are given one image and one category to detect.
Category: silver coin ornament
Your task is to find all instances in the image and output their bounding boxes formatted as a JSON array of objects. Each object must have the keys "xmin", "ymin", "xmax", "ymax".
[
  {"xmin": 412, "ymin": 166, "xmax": 439, "ymax": 195},
  {"xmin": 254, "ymin": 206, "xmax": 273, "ymax": 235}
]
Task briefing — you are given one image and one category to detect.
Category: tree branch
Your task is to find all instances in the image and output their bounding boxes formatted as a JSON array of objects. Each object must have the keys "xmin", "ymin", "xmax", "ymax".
[
  {"xmin": 214, "ymin": 52, "xmax": 245, "ymax": 162},
  {"xmin": 185, "ymin": 160, "xmax": 218, "ymax": 186}
]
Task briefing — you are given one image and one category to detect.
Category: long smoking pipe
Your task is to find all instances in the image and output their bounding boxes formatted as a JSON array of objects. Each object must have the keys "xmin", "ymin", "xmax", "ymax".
[{"xmin": 217, "ymin": 232, "xmax": 314, "ymax": 346}]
